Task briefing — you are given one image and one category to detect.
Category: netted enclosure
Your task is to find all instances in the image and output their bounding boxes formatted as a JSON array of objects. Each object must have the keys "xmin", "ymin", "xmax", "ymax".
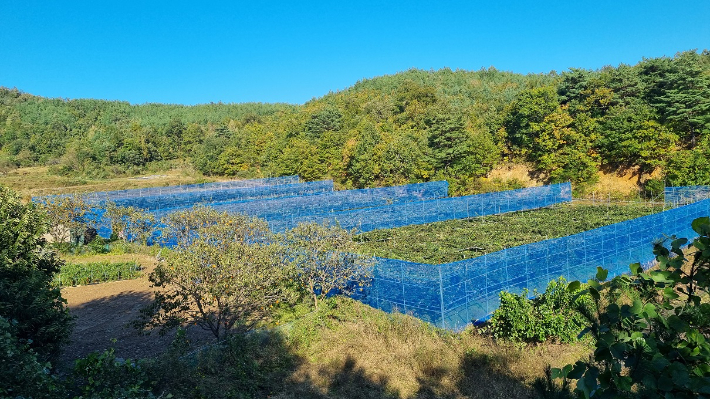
[
  {"xmin": 268, "ymin": 183, "xmax": 572, "ymax": 233},
  {"xmin": 34, "ymin": 175, "xmax": 301, "ymax": 204},
  {"xmin": 665, "ymin": 185, "xmax": 710, "ymax": 207},
  {"xmin": 104, "ymin": 180, "xmax": 335, "ymax": 211},
  {"xmin": 154, "ymin": 181, "xmax": 450, "ymax": 225},
  {"xmin": 353, "ymin": 198, "xmax": 710, "ymax": 330}
]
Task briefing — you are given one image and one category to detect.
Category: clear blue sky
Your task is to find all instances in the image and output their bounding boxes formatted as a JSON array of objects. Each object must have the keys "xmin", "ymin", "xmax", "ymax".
[{"xmin": 1, "ymin": 1, "xmax": 708, "ymax": 105}]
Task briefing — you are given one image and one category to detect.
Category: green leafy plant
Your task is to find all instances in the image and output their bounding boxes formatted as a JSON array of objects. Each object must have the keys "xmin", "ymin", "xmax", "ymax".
[
  {"xmin": 554, "ymin": 217, "xmax": 710, "ymax": 398},
  {"xmin": 0, "ymin": 185, "xmax": 72, "ymax": 361},
  {"xmin": 70, "ymin": 347, "xmax": 156, "ymax": 398},
  {"xmin": 486, "ymin": 277, "xmax": 592, "ymax": 343},
  {"xmin": 0, "ymin": 316, "xmax": 60, "ymax": 399},
  {"xmin": 53, "ymin": 261, "xmax": 142, "ymax": 287}
]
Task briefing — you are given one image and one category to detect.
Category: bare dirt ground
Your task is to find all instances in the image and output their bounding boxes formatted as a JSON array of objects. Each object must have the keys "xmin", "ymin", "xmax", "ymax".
[{"xmin": 58, "ymin": 261, "xmax": 212, "ymax": 367}]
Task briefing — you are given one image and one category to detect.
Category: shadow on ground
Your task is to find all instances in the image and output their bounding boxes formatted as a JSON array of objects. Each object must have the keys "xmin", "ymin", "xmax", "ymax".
[
  {"xmin": 59, "ymin": 290, "xmax": 212, "ymax": 369},
  {"xmin": 151, "ymin": 329, "xmax": 537, "ymax": 399}
]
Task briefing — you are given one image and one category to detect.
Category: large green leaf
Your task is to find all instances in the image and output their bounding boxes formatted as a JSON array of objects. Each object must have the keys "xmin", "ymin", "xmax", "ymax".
[{"xmin": 691, "ymin": 216, "xmax": 710, "ymax": 235}]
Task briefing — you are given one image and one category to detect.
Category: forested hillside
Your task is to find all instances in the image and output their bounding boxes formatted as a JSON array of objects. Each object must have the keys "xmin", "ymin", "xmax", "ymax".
[{"xmin": 1, "ymin": 50, "xmax": 709, "ymax": 195}]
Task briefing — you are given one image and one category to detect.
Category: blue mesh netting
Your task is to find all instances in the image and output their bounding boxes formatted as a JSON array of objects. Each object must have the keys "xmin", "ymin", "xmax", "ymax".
[
  {"xmin": 33, "ymin": 175, "xmax": 301, "ymax": 204},
  {"xmin": 267, "ymin": 183, "xmax": 572, "ymax": 233},
  {"xmin": 352, "ymin": 198, "xmax": 710, "ymax": 331},
  {"xmin": 151, "ymin": 180, "xmax": 450, "ymax": 223},
  {"xmin": 103, "ymin": 180, "xmax": 335, "ymax": 211},
  {"xmin": 665, "ymin": 185, "xmax": 710, "ymax": 207}
]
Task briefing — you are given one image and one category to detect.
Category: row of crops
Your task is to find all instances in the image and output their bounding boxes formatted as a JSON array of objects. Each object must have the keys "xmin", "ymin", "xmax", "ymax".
[{"xmin": 53, "ymin": 261, "xmax": 142, "ymax": 287}]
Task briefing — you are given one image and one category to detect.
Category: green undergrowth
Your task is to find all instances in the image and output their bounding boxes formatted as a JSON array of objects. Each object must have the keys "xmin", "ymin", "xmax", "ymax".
[
  {"xmin": 53, "ymin": 261, "xmax": 142, "ymax": 287},
  {"xmin": 354, "ymin": 202, "xmax": 663, "ymax": 264}
]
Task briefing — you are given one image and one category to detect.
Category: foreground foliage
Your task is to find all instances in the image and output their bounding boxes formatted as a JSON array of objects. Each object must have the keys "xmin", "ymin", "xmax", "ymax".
[
  {"xmin": 0, "ymin": 185, "xmax": 72, "ymax": 360},
  {"xmin": 556, "ymin": 217, "xmax": 710, "ymax": 398},
  {"xmin": 0, "ymin": 185, "xmax": 73, "ymax": 397}
]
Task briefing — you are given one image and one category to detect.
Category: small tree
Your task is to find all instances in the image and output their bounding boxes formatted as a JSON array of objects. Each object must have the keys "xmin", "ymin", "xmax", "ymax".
[
  {"xmin": 159, "ymin": 205, "xmax": 269, "ymax": 248},
  {"xmin": 554, "ymin": 217, "xmax": 710, "ymax": 398},
  {"xmin": 103, "ymin": 201, "xmax": 155, "ymax": 244},
  {"xmin": 140, "ymin": 209, "xmax": 289, "ymax": 339},
  {"xmin": 281, "ymin": 222, "xmax": 373, "ymax": 309},
  {"xmin": 40, "ymin": 194, "xmax": 96, "ymax": 244}
]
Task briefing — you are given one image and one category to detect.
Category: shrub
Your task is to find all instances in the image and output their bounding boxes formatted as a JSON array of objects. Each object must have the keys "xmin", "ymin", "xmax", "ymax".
[
  {"xmin": 0, "ymin": 185, "xmax": 72, "ymax": 360},
  {"xmin": 0, "ymin": 316, "xmax": 60, "ymax": 399},
  {"xmin": 139, "ymin": 209, "xmax": 292, "ymax": 339},
  {"xmin": 69, "ymin": 348, "xmax": 156, "ymax": 398},
  {"xmin": 486, "ymin": 277, "xmax": 591, "ymax": 343}
]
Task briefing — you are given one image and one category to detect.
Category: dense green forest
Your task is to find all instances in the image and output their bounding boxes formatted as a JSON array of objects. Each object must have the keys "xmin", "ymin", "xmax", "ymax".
[{"xmin": 1, "ymin": 50, "xmax": 709, "ymax": 194}]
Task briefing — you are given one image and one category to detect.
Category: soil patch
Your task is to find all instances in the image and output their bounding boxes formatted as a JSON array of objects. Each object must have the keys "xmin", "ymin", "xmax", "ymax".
[{"xmin": 59, "ymin": 262, "xmax": 212, "ymax": 367}]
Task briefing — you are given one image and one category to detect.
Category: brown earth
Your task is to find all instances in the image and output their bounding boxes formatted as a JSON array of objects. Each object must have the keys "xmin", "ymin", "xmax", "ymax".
[{"xmin": 58, "ymin": 258, "xmax": 212, "ymax": 367}]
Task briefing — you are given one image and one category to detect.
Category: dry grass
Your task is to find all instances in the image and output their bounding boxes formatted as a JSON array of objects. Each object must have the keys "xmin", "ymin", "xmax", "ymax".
[
  {"xmin": 0, "ymin": 166, "xmax": 214, "ymax": 200},
  {"xmin": 587, "ymin": 167, "xmax": 644, "ymax": 200},
  {"xmin": 487, "ymin": 163, "xmax": 542, "ymax": 187},
  {"xmin": 275, "ymin": 298, "xmax": 590, "ymax": 399},
  {"xmin": 481, "ymin": 163, "xmax": 649, "ymax": 200}
]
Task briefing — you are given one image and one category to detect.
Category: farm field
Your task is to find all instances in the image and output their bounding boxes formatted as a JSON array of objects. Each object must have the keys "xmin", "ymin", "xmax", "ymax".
[{"xmin": 354, "ymin": 201, "xmax": 663, "ymax": 264}]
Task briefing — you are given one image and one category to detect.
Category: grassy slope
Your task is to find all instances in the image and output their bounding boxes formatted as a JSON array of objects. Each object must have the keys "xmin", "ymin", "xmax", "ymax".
[
  {"xmin": 355, "ymin": 202, "xmax": 663, "ymax": 264},
  {"xmin": 280, "ymin": 298, "xmax": 590, "ymax": 399},
  {"xmin": 156, "ymin": 297, "xmax": 590, "ymax": 399}
]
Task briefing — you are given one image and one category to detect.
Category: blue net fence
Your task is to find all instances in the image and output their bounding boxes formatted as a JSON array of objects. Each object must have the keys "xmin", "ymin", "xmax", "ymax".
[
  {"xmin": 34, "ymin": 175, "xmax": 301, "ymax": 204},
  {"xmin": 93, "ymin": 181, "xmax": 446, "ymax": 240},
  {"xmin": 267, "ymin": 183, "xmax": 572, "ymax": 233},
  {"xmin": 353, "ymin": 198, "xmax": 710, "ymax": 330},
  {"xmin": 152, "ymin": 181, "xmax": 451, "ymax": 225},
  {"xmin": 665, "ymin": 185, "xmax": 710, "ymax": 207},
  {"xmin": 103, "ymin": 180, "xmax": 335, "ymax": 211}
]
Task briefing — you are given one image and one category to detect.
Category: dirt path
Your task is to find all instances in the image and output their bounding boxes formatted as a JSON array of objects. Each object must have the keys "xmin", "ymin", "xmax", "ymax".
[{"xmin": 59, "ymin": 261, "xmax": 211, "ymax": 366}]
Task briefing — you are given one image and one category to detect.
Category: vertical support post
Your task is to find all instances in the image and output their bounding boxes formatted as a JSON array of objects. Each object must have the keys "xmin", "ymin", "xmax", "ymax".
[{"xmin": 438, "ymin": 265, "xmax": 446, "ymax": 330}]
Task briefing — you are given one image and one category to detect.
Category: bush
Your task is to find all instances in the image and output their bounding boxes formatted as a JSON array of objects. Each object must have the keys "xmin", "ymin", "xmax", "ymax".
[
  {"xmin": 643, "ymin": 178, "xmax": 665, "ymax": 199},
  {"xmin": 486, "ymin": 277, "xmax": 591, "ymax": 343},
  {"xmin": 69, "ymin": 348, "xmax": 156, "ymax": 398},
  {"xmin": 0, "ymin": 316, "xmax": 60, "ymax": 399},
  {"xmin": 0, "ymin": 185, "xmax": 72, "ymax": 360},
  {"xmin": 139, "ymin": 209, "xmax": 292, "ymax": 339}
]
